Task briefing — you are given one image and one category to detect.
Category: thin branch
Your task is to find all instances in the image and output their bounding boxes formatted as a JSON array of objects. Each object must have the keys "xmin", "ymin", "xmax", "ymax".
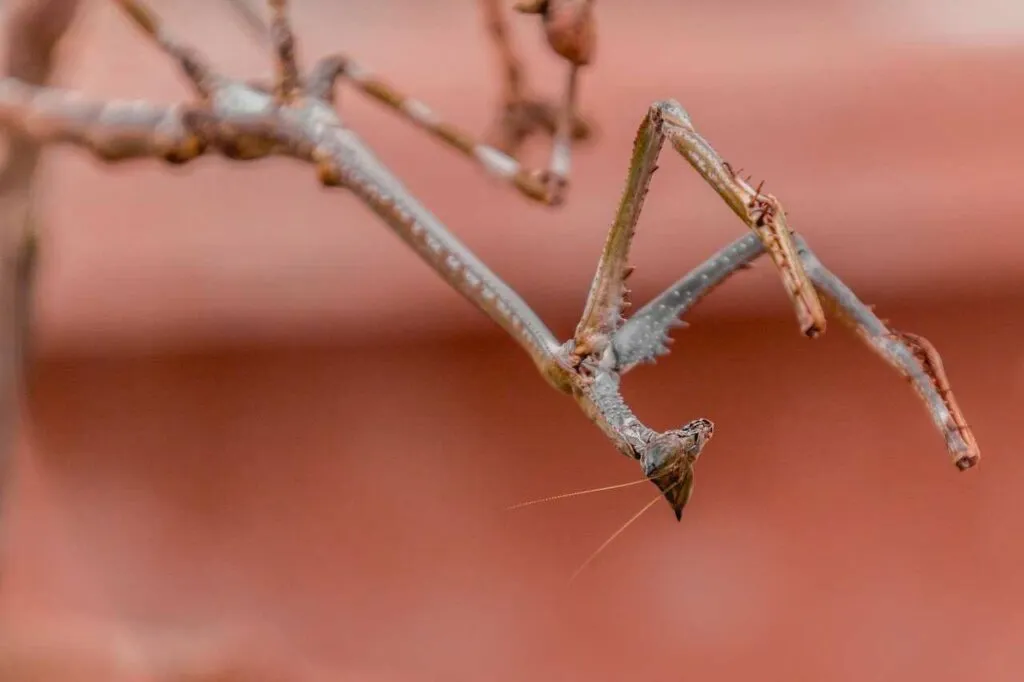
[
  {"xmin": 572, "ymin": 101, "xmax": 666, "ymax": 362},
  {"xmin": 795, "ymin": 235, "xmax": 980, "ymax": 469},
  {"xmin": 663, "ymin": 103, "xmax": 827, "ymax": 337},
  {"xmin": 267, "ymin": 0, "xmax": 300, "ymax": 101},
  {"xmin": 112, "ymin": 0, "xmax": 220, "ymax": 97},
  {"xmin": 219, "ymin": 0, "xmax": 594, "ymax": 205},
  {"xmin": 0, "ymin": 0, "xmax": 81, "ymax": 592},
  {"xmin": 613, "ymin": 232, "xmax": 765, "ymax": 370},
  {"xmin": 479, "ymin": 0, "xmax": 594, "ymax": 157},
  {"xmin": 613, "ymin": 231, "xmax": 981, "ymax": 470},
  {"xmin": 304, "ymin": 54, "xmax": 557, "ymax": 203},
  {"xmin": 571, "ymin": 101, "xmax": 823, "ymax": 363},
  {"xmin": 0, "ymin": 0, "xmax": 82, "ymax": 532},
  {"xmin": 0, "ymin": 0, "xmax": 980, "ymax": 529},
  {"xmin": 223, "ymin": 0, "xmax": 269, "ymax": 47},
  {"xmin": 480, "ymin": 0, "xmax": 527, "ymax": 103},
  {"xmin": 0, "ymin": 81, "xmax": 202, "ymax": 162}
]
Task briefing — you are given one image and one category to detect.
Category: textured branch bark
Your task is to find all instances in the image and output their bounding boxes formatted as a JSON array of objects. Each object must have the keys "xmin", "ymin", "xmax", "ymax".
[
  {"xmin": 0, "ymin": 0, "xmax": 81, "ymax": 535},
  {"xmin": 0, "ymin": 0, "xmax": 980, "ymax": 526}
]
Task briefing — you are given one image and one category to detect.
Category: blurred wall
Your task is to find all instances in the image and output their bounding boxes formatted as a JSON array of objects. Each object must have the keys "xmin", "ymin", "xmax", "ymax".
[
  {"xmin": 5, "ymin": 304, "xmax": 1022, "ymax": 681},
  {"xmin": 1, "ymin": 1, "xmax": 1023, "ymax": 680},
  {"xmin": 25, "ymin": 0, "xmax": 1024, "ymax": 353}
]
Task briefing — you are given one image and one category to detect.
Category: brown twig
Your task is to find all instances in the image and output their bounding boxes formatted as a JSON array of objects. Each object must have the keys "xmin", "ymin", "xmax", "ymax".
[
  {"xmin": 0, "ymin": 0, "xmax": 81, "ymax": 551},
  {"xmin": 481, "ymin": 0, "xmax": 595, "ymax": 162},
  {"xmin": 0, "ymin": 1, "xmax": 980, "ymax": 531},
  {"xmin": 223, "ymin": 0, "xmax": 270, "ymax": 46}
]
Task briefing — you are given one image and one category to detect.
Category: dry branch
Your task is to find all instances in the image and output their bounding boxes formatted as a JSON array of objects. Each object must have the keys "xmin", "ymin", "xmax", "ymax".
[
  {"xmin": 0, "ymin": 0, "xmax": 980, "ymax": 529},
  {"xmin": 0, "ymin": 0, "xmax": 81, "ymax": 547}
]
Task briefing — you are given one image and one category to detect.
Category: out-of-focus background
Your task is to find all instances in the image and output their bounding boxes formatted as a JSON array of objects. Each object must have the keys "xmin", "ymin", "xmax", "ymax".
[{"xmin": 2, "ymin": 0, "xmax": 1023, "ymax": 679}]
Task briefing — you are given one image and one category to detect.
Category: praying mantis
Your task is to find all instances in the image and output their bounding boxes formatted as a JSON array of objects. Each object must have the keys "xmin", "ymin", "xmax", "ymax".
[{"xmin": 0, "ymin": 0, "xmax": 979, "ymax": 528}]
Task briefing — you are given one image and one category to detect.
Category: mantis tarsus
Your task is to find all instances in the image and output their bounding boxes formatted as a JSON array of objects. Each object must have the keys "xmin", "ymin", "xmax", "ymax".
[{"xmin": 0, "ymin": 0, "xmax": 980, "ymax": 523}]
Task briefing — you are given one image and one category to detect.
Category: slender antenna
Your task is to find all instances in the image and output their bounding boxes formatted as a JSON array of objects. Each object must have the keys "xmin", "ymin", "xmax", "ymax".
[
  {"xmin": 507, "ymin": 476, "xmax": 655, "ymax": 510},
  {"xmin": 568, "ymin": 481, "xmax": 682, "ymax": 583},
  {"xmin": 224, "ymin": 0, "xmax": 269, "ymax": 44}
]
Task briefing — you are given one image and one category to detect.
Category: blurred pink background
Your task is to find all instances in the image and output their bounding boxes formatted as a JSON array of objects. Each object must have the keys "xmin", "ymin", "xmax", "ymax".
[{"xmin": 2, "ymin": 0, "xmax": 1023, "ymax": 680}]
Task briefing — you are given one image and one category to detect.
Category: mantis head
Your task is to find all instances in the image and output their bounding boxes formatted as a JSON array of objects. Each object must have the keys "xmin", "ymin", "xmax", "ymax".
[{"xmin": 642, "ymin": 418, "xmax": 714, "ymax": 520}]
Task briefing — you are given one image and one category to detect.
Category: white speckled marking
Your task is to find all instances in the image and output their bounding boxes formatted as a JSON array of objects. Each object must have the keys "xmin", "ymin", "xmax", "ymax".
[
  {"xmin": 475, "ymin": 146, "xmax": 520, "ymax": 178},
  {"xmin": 344, "ymin": 61, "xmax": 372, "ymax": 81},
  {"xmin": 402, "ymin": 98, "xmax": 439, "ymax": 127},
  {"xmin": 550, "ymin": 143, "xmax": 571, "ymax": 178}
]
